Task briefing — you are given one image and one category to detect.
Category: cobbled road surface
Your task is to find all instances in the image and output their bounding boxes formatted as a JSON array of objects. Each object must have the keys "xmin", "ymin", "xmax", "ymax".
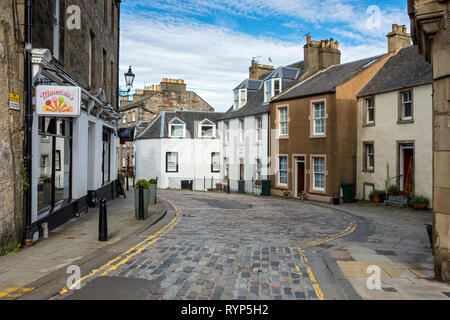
[{"xmin": 63, "ymin": 190, "xmax": 370, "ymax": 300}]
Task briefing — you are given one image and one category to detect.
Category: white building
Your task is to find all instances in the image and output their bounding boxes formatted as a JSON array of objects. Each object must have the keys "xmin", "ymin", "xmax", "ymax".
[
  {"xmin": 356, "ymin": 45, "xmax": 433, "ymax": 205},
  {"xmin": 217, "ymin": 63, "xmax": 304, "ymax": 192},
  {"xmin": 135, "ymin": 111, "xmax": 224, "ymax": 190}
]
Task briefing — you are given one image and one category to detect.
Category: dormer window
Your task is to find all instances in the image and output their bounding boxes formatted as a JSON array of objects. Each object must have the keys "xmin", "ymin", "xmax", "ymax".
[
  {"xmin": 199, "ymin": 119, "xmax": 216, "ymax": 138},
  {"xmin": 168, "ymin": 117, "xmax": 186, "ymax": 138},
  {"xmin": 264, "ymin": 78, "xmax": 281, "ymax": 103},
  {"xmin": 233, "ymin": 89, "xmax": 247, "ymax": 109}
]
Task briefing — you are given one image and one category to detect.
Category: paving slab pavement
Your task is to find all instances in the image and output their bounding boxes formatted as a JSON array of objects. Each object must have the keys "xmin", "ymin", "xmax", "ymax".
[{"xmin": 0, "ymin": 190, "xmax": 166, "ymax": 298}]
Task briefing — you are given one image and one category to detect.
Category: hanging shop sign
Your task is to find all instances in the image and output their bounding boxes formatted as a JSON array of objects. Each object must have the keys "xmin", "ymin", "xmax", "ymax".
[{"xmin": 36, "ymin": 85, "xmax": 81, "ymax": 117}]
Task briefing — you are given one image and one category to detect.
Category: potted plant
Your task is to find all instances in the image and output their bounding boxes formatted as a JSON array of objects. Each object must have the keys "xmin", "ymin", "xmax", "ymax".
[
  {"xmin": 216, "ymin": 183, "xmax": 223, "ymax": 191},
  {"xmin": 411, "ymin": 196, "xmax": 429, "ymax": 210},
  {"xmin": 299, "ymin": 191, "xmax": 308, "ymax": 201},
  {"xmin": 149, "ymin": 178, "xmax": 158, "ymax": 205},
  {"xmin": 370, "ymin": 190, "xmax": 385, "ymax": 203},
  {"xmin": 388, "ymin": 185, "xmax": 400, "ymax": 196},
  {"xmin": 282, "ymin": 190, "xmax": 290, "ymax": 198},
  {"xmin": 333, "ymin": 194, "xmax": 340, "ymax": 205},
  {"xmin": 255, "ymin": 180, "xmax": 262, "ymax": 186},
  {"xmin": 135, "ymin": 179, "xmax": 151, "ymax": 219}
]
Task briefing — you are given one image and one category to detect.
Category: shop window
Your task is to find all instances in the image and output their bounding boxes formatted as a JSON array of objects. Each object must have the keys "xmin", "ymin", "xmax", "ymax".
[{"xmin": 102, "ymin": 128, "xmax": 111, "ymax": 185}]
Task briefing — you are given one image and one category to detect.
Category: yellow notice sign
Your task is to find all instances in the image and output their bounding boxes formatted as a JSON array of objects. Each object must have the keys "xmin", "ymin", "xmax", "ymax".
[{"xmin": 9, "ymin": 93, "xmax": 20, "ymax": 111}]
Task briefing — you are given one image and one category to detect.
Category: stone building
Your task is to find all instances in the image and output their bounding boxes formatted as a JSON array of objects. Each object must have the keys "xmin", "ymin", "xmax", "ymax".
[
  {"xmin": 0, "ymin": 0, "xmax": 122, "ymax": 251},
  {"xmin": 118, "ymin": 78, "xmax": 213, "ymax": 173},
  {"xmin": 408, "ymin": 0, "xmax": 450, "ymax": 281}
]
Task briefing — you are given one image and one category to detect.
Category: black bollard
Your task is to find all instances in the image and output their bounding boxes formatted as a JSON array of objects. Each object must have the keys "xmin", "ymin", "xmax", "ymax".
[
  {"xmin": 99, "ymin": 199, "xmax": 108, "ymax": 242},
  {"xmin": 227, "ymin": 178, "xmax": 230, "ymax": 194},
  {"xmin": 139, "ymin": 184, "xmax": 145, "ymax": 220}
]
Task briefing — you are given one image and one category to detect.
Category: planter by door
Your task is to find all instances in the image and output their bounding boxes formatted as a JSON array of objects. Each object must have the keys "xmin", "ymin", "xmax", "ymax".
[
  {"xmin": 373, "ymin": 194, "xmax": 382, "ymax": 203},
  {"xmin": 134, "ymin": 189, "xmax": 150, "ymax": 220},
  {"xmin": 149, "ymin": 183, "xmax": 157, "ymax": 205}
]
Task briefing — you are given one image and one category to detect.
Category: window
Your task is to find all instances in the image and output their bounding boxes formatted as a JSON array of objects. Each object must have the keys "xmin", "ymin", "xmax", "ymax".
[
  {"xmin": 313, "ymin": 102, "xmax": 325, "ymax": 136},
  {"xmin": 132, "ymin": 111, "xmax": 136, "ymax": 122},
  {"xmin": 264, "ymin": 78, "xmax": 281, "ymax": 103},
  {"xmin": 89, "ymin": 31, "xmax": 96, "ymax": 87},
  {"xmin": 122, "ymin": 114, "xmax": 127, "ymax": 124},
  {"xmin": 401, "ymin": 90, "xmax": 413, "ymax": 121},
  {"xmin": 166, "ymin": 152, "xmax": 178, "ymax": 172},
  {"xmin": 256, "ymin": 159, "xmax": 262, "ymax": 180},
  {"xmin": 234, "ymin": 89, "xmax": 247, "ymax": 109},
  {"xmin": 102, "ymin": 129, "xmax": 111, "ymax": 185},
  {"xmin": 224, "ymin": 157, "xmax": 229, "ymax": 178},
  {"xmin": 53, "ymin": 0, "xmax": 60, "ymax": 59},
  {"xmin": 278, "ymin": 107, "xmax": 288, "ymax": 136},
  {"xmin": 239, "ymin": 119, "xmax": 245, "ymax": 143},
  {"xmin": 200, "ymin": 122, "xmax": 215, "ymax": 138},
  {"xmin": 312, "ymin": 157, "xmax": 325, "ymax": 191},
  {"xmin": 211, "ymin": 153, "xmax": 220, "ymax": 172},
  {"xmin": 255, "ymin": 117, "xmax": 262, "ymax": 142},
  {"xmin": 169, "ymin": 123, "xmax": 185, "ymax": 138},
  {"xmin": 224, "ymin": 122, "xmax": 230, "ymax": 143},
  {"xmin": 38, "ymin": 118, "xmax": 72, "ymax": 214},
  {"xmin": 278, "ymin": 156, "xmax": 288, "ymax": 186},
  {"xmin": 364, "ymin": 142, "xmax": 375, "ymax": 172},
  {"xmin": 365, "ymin": 98, "xmax": 374, "ymax": 124}
]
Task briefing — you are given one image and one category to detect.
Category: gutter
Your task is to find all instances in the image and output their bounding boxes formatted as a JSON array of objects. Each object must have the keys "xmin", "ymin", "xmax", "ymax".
[{"xmin": 24, "ymin": 0, "xmax": 33, "ymax": 245}]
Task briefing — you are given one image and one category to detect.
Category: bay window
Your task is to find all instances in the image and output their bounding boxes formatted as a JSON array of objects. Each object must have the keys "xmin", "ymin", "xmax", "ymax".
[{"xmin": 264, "ymin": 78, "xmax": 281, "ymax": 103}]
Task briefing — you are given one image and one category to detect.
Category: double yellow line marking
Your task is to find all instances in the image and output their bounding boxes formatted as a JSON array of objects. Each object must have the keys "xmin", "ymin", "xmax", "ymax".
[
  {"xmin": 58, "ymin": 198, "xmax": 181, "ymax": 296},
  {"xmin": 0, "ymin": 288, "xmax": 34, "ymax": 299}
]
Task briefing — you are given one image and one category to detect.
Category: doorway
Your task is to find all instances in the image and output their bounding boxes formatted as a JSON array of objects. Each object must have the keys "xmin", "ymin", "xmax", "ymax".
[
  {"xmin": 399, "ymin": 143, "xmax": 414, "ymax": 194},
  {"xmin": 239, "ymin": 159, "xmax": 244, "ymax": 181},
  {"xmin": 295, "ymin": 157, "xmax": 305, "ymax": 197}
]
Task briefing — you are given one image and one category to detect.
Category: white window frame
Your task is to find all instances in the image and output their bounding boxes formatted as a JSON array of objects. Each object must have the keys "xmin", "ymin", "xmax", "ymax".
[
  {"xmin": 233, "ymin": 89, "xmax": 247, "ymax": 109},
  {"xmin": 366, "ymin": 143, "xmax": 374, "ymax": 171},
  {"xmin": 264, "ymin": 78, "xmax": 282, "ymax": 103},
  {"xmin": 211, "ymin": 152, "xmax": 220, "ymax": 173},
  {"xmin": 278, "ymin": 107, "xmax": 288, "ymax": 136},
  {"xmin": 278, "ymin": 156, "xmax": 288, "ymax": 186},
  {"xmin": 365, "ymin": 98, "xmax": 374, "ymax": 124},
  {"xmin": 313, "ymin": 102, "xmax": 325, "ymax": 136},
  {"xmin": 166, "ymin": 152, "xmax": 178, "ymax": 173},
  {"xmin": 168, "ymin": 122, "xmax": 186, "ymax": 138},
  {"xmin": 224, "ymin": 121, "xmax": 230, "ymax": 144},
  {"xmin": 239, "ymin": 119, "xmax": 245, "ymax": 144},
  {"xmin": 312, "ymin": 157, "xmax": 325, "ymax": 191},
  {"xmin": 199, "ymin": 119, "xmax": 216, "ymax": 138},
  {"xmin": 132, "ymin": 111, "xmax": 136, "ymax": 122},
  {"xmin": 255, "ymin": 117, "xmax": 262, "ymax": 143},
  {"xmin": 401, "ymin": 91, "xmax": 413, "ymax": 120}
]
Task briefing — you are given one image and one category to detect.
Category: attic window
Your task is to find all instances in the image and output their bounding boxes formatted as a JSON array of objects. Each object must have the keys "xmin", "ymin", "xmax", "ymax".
[
  {"xmin": 233, "ymin": 89, "xmax": 247, "ymax": 109},
  {"xmin": 168, "ymin": 118, "xmax": 186, "ymax": 138},
  {"xmin": 264, "ymin": 78, "xmax": 281, "ymax": 103},
  {"xmin": 199, "ymin": 119, "xmax": 216, "ymax": 138}
]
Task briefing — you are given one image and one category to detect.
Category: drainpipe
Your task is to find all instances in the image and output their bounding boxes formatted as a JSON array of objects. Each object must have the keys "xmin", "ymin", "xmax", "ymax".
[{"xmin": 24, "ymin": 0, "xmax": 33, "ymax": 245}]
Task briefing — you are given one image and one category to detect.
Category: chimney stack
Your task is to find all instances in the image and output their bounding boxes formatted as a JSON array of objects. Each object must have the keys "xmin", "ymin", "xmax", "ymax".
[
  {"xmin": 249, "ymin": 59, "xmax": 275, "ymax": 80},
  {"xmin": 387, "ymin": 24, "xmax": 411, "ymax": 53},
  {"xmin": 302, "ymin": 36, "xmax": 341, "ymax": 80}
]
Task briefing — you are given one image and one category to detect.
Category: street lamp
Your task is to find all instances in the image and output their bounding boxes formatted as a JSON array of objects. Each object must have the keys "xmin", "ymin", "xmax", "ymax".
[{"xmin": 119, "ymin": 65, "xmax": 136, "ymax": 96}]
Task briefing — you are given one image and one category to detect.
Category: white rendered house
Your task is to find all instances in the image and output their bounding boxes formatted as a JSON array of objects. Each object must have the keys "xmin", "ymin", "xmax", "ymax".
[{"xmin": 135, "ymin": 111, "xmax": 224, "ymax": 190}]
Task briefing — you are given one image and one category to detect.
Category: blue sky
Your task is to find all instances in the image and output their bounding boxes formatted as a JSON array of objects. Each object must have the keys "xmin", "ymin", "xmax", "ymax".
[{"xmin": 119, "ymin": 0, "xmax": 410, "ymax": 111}]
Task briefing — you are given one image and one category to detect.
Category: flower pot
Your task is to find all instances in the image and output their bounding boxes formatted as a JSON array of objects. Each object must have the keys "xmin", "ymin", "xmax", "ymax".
[
  {"xmin": 413, "ymin": 203, "xmax": 428, "ymax": 210},
  {"xmin": 134, "ymin": 188, "xmax": 150, "ymax": 219},
  {"xmin": 389, "ymin": 191, "xmax": 396, "ymax": 196},
  {"xmin": 373, "ymin": 194, "xmax": 382, "ymax": 203},
  {"xmin": 150, "ymin": 183, "xmax": 157, "ymax": 205}
]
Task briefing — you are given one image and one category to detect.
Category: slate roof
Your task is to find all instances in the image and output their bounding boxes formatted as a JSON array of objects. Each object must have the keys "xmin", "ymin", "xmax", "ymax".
[
  {"xmin": 272, "ymin": 54, "xmax": 386, "ymax": 102},
  {"xmin": 357, "ymin": 45, "xmax": 432, "ymax": 97},
  {"xmin": 220, "ymin": 62, "xmax": 305, "ymax": 121},
  {"xmin": 136, "ymin": 110, "xmax": 224, "ymax": 140},
  {"xmin": 234, "ymin": 79, "xmax": 263, "ymax": 91}
]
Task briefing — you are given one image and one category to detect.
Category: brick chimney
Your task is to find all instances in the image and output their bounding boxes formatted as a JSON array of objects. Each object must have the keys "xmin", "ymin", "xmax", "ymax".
[
  {"xmin": 387, "ymin": 24, "xmax": 411, "ymax": 53},
  {"xmin": 302, "ymin": 36, "xmax": 341, "ymax": 80},
  {"xmin": 249, "ymin": 59, "xmax": 275, "ymax": 80}
]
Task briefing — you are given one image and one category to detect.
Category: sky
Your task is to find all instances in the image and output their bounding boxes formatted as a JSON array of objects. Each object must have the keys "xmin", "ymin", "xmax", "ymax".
[{"xmin": 119, "ymin": 0, "xmax": 410, "ymax": 112}]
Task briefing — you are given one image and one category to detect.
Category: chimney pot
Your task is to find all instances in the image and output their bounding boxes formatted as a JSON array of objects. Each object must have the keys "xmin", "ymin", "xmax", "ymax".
[
  {"xmin": 307, "ymin": 35, "xmax": 311, "ymax": 44},
  {"xmin": 392, "ymin": 24, "xmax": 398, "ymax": 32}
]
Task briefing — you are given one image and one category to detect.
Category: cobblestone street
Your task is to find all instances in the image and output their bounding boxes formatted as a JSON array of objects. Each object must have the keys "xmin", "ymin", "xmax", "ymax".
[{"xmin": 62, "ymin": 190, "xmax": 370, "ymax": 300}]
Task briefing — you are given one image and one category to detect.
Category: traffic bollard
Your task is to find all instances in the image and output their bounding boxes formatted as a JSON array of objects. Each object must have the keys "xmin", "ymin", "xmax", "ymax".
[
  {"xmin": 139, "ymin": 184, "xmax": 144, "ymax": 220},
  {"xmin": 99, "ymin": 199, "xmax": 108, "ymax": 242}
]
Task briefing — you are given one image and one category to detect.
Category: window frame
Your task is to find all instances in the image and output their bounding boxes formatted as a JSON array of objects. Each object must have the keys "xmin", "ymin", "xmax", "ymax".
[
  {"xmin": 168, "ymin": 123, "xmax": 186, "ymax": 138},
  {"xmin": 398, "ymin": 89, "xmax": 414, "ymax": 123},
  {"xmin": 363, "ymin": 142, "xmax": 375, "ymax": 173},
  {"xmin": 364, "ymin": 97, "xmax": 375, "ymax": 126},
  {"xmin": 310, "ymin": 100, "xmax": 327, "ymax": 138},
  {"xmin": 211, "ymin": 152, "xmax": 220, "ymax": 173},
  {"xmin": 311, "ymin": 156, "xmax": 326, "ymax": 192},
  {"xmin": 224, "ymin": 121, "xmax": 230, "ymax": 144},
  {"xmin": 166, "ymin": 152, "xmax": 179, "ymax": 173},
  {"xmin": 255, "ymin": 116, "xmax": 262, "ymax": 143},
  {"xmin": 233, "ymin": 89, "xmax": 247, "ymax": 109},
  {"xmin": 277, "ymin": 106, "xmax": 289, "ymax": 138},
  {"xmin": 277, "ymin": 155, "xmax": 288, "ymax": 187},
  {"xmin": 199, "ymin": 120, "xmax": 216, "ymax": 139},
  {"xmin": 264, "ymin": 78, "xmax": 282, "ymax": 103},
  {"xmin": 239, "ymin": 119, "xmax": 245, "ymax": 144}
]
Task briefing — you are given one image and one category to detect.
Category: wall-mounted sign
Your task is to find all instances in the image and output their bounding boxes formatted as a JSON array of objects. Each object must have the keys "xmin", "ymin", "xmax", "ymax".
[
  {"xmin": 9, "ymin": 93, "xmax": 20, "ymax": 111},
  {"xmin": 36, "ymin": 85, "xmax": 81, "ymax": 117},
  {"xmin": 118, "ymin": 127, "xmax": 135, "ymax": 142}
]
